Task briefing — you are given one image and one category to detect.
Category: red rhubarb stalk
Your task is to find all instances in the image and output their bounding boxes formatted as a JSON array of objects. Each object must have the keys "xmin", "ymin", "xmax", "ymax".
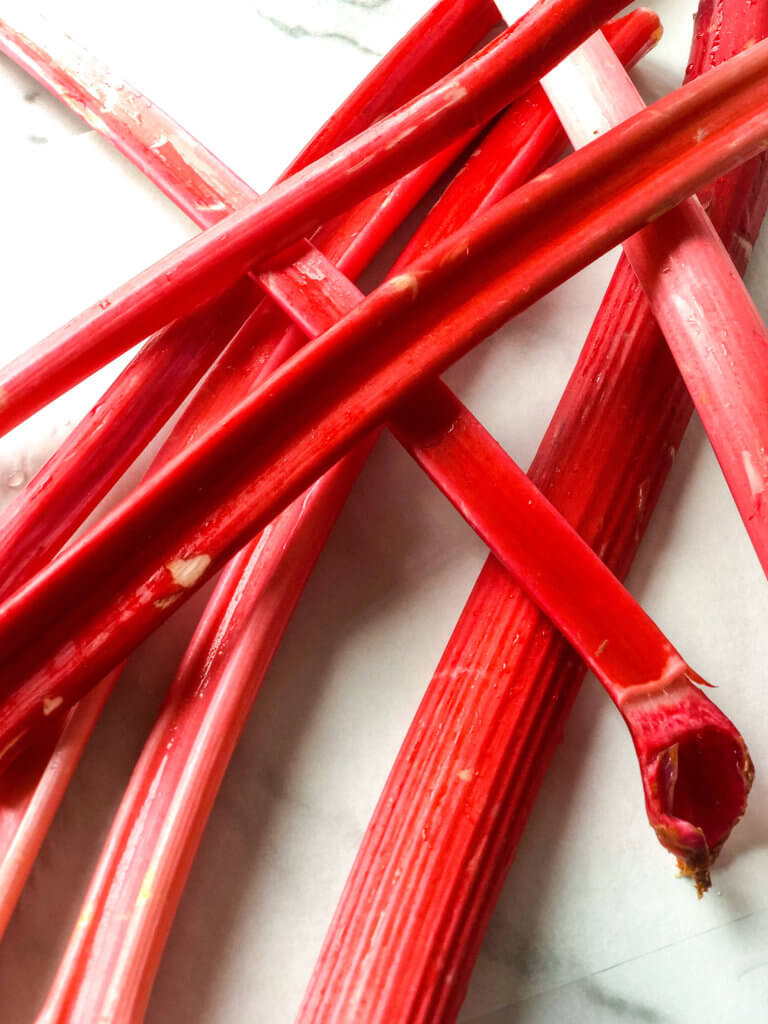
[
  {"xmin": 0, "ymin": 44, "xmax": 763, "ymax": 829},
  {"xmin": 0, "ymin": 0, "xmax": 493, "ymax": 604},
  {"xmin": 0, "ymin": 0, "xmax": 501, "ymax": 939},
  {"xmin": 0, "ymin": 0, "xmax": 629, "ymax": 436},
  {"xmin": 531, "ymin": 13, "xmax": 768, "ymax": 577},
  {"xmin": 0, "ymin": 167, "xmax": 477, "ymax": 598},
  {"xmin": 299, "ymin": 3, "xmax": 768, "ymax": 1020},
  {"xmin": 0, "ymin": 288, "xmax": 257, "ymax": 602},
  {"xmin": 0, "ymin": 675, "xmax": 117, "ymax": 940},
  {"xmin": 33, "ymin": 17, "xmax": 663, "ymax": 1020}
]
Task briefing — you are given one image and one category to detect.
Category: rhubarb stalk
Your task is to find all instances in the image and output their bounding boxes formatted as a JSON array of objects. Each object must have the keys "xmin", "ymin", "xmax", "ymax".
[
  {"xmin": 299, "ymin": 2, "xmax": 768, "ymax": 1020},
  {"xmin": 0, "ymin": 43, "xmax": 763, "ymax": 811},
  {"xmin": 0, "ymin": 0, "xmax": 630, "ymax": 436},
  {"xmin": 29, "ymin": 16, "xmax": 662, "ymax": 1021},
  {"xmin": 521, "ymin": 5, "xmax": 768, "ymax": 577},
  {"xmin": 0, "ymin": 0, "xmax": 501, "ymax": 601},
  {"xmin": 0, "ymin": 0, "xmax": 502, "ymax": 939}
]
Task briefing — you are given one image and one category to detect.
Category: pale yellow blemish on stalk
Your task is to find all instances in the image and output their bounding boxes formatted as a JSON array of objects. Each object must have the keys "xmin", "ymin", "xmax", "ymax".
[
  {"xmin": 457, "ymin": 769, "xmax": 473, "ymax": 782},
  {"xmin": 0, "ymin": 388, "xmax": 7, "ymax": 411},
  {"xmin": 595, "ymin": 640, "xmax": 608, "ymax": 657},
  {"xmin": 76, "ymin": 902, "xmax": 95, "ymax": 930},
  {"xmin": 43, "ymin": 695, "xmax": 63, "ymax": 716},
  {"xmin": 154, "ymin": 594, "xmax": 181, "ymax": 610},
  {"xmin": 166, "ymin": 554, "xmax": 211, "ymax": 589},
  {"xmin": 137, "ymin": 865, "xmax": 155, "ymax": 906},
  {"xmin": 79, "ymin": 106, "xmax": 108, "ymax": 134},
  {"xmin": 651, "ymin": 25, "xmax": 664, "ymax": 44},
  {"xmin": 0, "ymin": 732, "xmax": 24, "ymax": 762},
  {"xmin": 388, "ymin": 273, "xmax": 419, "ymax": 301}
]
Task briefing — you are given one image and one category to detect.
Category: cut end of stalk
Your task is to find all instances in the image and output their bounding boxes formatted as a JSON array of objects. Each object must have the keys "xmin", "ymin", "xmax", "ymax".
[
  {"xmin": 621, "ymin": 672, "xmax": 754, "ymax": 896},
  {"xmin": 647, "ymin": 725, "xmax": 753, "ymax": 896}
]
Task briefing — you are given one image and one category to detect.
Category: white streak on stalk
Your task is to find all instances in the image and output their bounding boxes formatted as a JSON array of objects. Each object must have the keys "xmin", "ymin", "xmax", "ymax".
[
  {"xmin": 0, "ymin": 733, "xmax": 24, "ymax": 762},
  {"xmin": 385, "ymin": 124, "xmax": 417, "ymax": 150},
  {"xmin": 742, "ymin": 450, "xmax": 766, "ymax": 496},
  {"xmin": 538, "ymin": 31, "xmax": 644, "ymax": 144},
  {"xmin": 442, "ymin": 84, "xmax": 468, "ymax": 105},
  {"xmin": 735, "ymin": 233, "xmax": 755, "ymax": 261},
  {"xmin": 523, "ymin": 23, "xmax": 768, "ymax": 579},
  {"xmin": 669, "ymin": 290, "xmax": 705, "ymax": 333}
]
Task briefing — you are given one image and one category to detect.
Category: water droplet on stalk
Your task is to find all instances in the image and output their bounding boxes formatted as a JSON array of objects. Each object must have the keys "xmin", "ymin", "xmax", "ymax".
[{"xmin": 6, "ymin": 470, "xmax": 25, "ymax": 488}]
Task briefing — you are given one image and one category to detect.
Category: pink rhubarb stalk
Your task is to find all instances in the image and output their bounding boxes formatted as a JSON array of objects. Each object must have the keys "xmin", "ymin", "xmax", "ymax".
[
  {"xmin": 0, "ymin": 1, "xmax": 502, "ymax": 223},
  {"xmin": 0, "ymin": 0, "xmax": 502, "ymax": 939},
  {"xmin": 0, "ymin": 40, "xmax": 762, "ymax": 862},
  {"xmin": 299, "ymin": 3, "xmax": 768, "ymax": 1021},
  {"xmin": 32, "ymin": 16, "xmax": 662, "ymax": 1021},
  {"xmin": 0, "ymin": 0, "xmax": 630, "ymax": 436},
  {"xmin": 531, "ymin": 15, "xmax": 768, "ymax": 576}
]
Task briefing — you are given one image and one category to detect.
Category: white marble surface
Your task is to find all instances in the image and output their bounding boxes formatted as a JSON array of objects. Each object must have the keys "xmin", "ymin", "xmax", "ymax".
[{"xmin": 0, "ymin": 1, "xmax": 767, "ymax": 1021}]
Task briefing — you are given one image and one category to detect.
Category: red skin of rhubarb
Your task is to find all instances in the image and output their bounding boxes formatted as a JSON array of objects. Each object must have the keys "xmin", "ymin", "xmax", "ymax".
[
  {"xmin": 537, "ymin": 22, "xmax": 768, "ymax": 579},
  {"xmin": 299, "ymin": 4, "xmax": 768, "ymax": 1022},
  {"xmin": 0, "ymin": 0, "xmax": 499, "ymax": 602},
  {"xmin": 33, "ymin": 18, "xmax": 661, "ymax": 1019},
  {"xmin": 0, "ymin": 46, "xmax": 765, "ymax": 735},
  {"xmin": 0, "ymin": 42, "xmax": 762, "ymax": 840},
  {"xmin": 0, "ymin": 0, "xmax": 502, "ymax": 941},
  {"xmin": 0, "ymin": 0, "xmax": 630, "ymax": 436},
  {"xmin": 0, "ymin": 675, "xmax": 117, "ymax": 940}
]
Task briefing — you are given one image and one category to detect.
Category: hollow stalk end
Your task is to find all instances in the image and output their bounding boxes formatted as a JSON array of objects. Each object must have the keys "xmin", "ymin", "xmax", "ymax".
[{"xmin": 620, "ymin": 670, "xmax": 753, "ymax": 896}]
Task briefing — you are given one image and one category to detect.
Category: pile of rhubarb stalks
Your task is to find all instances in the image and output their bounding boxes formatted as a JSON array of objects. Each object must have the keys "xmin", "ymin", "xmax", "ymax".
[{"xmin": 0, "ymin": 0, "xmax": 768, "ymax": 1018}]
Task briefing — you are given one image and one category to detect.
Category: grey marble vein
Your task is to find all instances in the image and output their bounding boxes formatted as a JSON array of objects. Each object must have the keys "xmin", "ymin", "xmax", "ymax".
[
  {"xmin": 257, "ymin": 10, "xmax": 382, "ymax": 57},
  {"xmin": 339, "ymin": 0, "xmax": 392, "ymax": 9},
  {"xmin": 577, "ymin": 978, "xmax": 670, "ymax": 1023}
]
